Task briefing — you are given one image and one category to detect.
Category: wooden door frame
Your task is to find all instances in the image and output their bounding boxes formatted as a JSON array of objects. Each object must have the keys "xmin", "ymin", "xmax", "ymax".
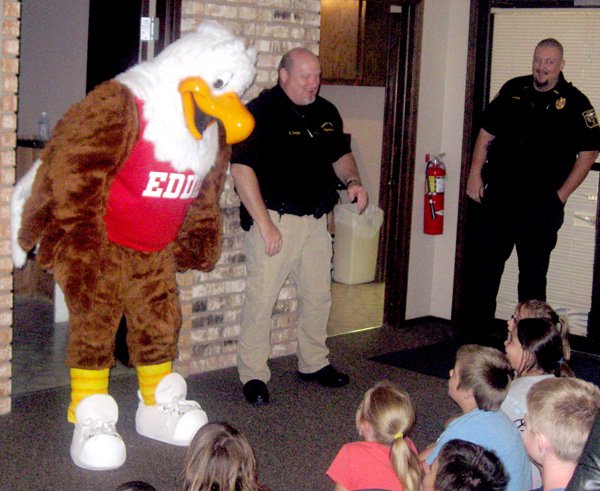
[
  {"xmin": 377, "ymin": 0, "xmax": 423, "ymax": 328},
  {"xmin": 140, "ymin": 0, "xmax": 182, "ymax": 59},
  {"xmin": 451, "ymin": 0, "xmax": 600, "ymax": 348}
]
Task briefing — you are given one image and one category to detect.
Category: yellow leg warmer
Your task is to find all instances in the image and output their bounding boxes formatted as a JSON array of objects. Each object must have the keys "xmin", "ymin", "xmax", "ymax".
[
  {"xmin": 68, "ymin": 368, "xmax": 110, "ymax": 423},
  {"xmin": 137, "ymin": 361, "xmax": 172, "ymax": 406}
]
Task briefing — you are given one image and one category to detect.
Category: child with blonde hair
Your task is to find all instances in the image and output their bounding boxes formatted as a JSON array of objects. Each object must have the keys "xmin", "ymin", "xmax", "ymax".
[
  {"xmin": 327, "ymin": 380, "xmax": 421, "ymax": 491},
  {"xmin": 525, "ymin": 377, "xmax": 600, "ymax": 491},
  {"xmin": 183, "ymin": 422, "xmax": 266, "ymax": 491}
]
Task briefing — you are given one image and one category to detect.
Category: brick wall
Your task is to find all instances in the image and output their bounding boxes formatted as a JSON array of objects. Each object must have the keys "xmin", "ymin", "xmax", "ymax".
[
  {"xmin": 174, "ymin": 0, "xmax": 322, "ymax": 377},
  {"xmin": 0, "ymin": 0, "xmax": 19, "ymax": 415}
]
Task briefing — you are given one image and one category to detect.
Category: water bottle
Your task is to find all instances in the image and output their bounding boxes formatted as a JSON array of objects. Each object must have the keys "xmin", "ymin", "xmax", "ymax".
[{"xmin": 38, "ymin": 112, "xmax": 50, "ymax": 141}]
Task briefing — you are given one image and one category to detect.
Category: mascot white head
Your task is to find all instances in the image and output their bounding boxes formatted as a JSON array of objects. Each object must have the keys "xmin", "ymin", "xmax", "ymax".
[{"xmin": 117, "ymin": 20, "xmax": 257, "ymax": 175}]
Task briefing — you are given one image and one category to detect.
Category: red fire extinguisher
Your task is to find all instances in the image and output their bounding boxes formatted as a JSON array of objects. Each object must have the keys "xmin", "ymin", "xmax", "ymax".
[{"xmin": 424, "ymin": 153, "xmax": 446, "ymax": 235}]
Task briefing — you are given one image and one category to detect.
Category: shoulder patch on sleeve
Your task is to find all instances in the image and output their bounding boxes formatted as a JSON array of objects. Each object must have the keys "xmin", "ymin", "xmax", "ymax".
[{"xmin": 583, "ymin": 109, "xmax": 599, "ymax": 128}]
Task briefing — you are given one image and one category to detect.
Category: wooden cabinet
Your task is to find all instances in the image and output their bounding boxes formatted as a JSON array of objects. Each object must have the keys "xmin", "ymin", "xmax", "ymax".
[{"xmin": 320, "ymin": 0, "xmax": 392, "ymax": 86}]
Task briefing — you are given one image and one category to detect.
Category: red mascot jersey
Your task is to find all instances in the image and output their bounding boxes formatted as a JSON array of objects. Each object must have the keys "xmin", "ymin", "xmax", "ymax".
[{"xmin": 104, "ymin": 98, "xmax": 202, "ymax": 251}]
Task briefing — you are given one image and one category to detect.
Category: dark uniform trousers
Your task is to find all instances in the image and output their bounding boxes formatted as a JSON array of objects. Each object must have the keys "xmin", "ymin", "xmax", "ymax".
[{"xmin": 467, "ymin": 190, "xmax": 564, "ymax": 337}]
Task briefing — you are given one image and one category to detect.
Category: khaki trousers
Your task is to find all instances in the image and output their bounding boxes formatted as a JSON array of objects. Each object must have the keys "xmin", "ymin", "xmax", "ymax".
[{"xmin": 237, "ymin": 211, "xmax": 333, "ymax": 384}]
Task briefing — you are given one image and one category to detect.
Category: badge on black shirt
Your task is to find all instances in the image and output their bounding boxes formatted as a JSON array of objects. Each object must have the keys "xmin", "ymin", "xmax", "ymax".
[
  {"xmin": 555, "ymin": 97, "xmax": 566, "ymax": 110},
  {"xmin": 583, "ymin": 109, "xmax": 599, "ymax": 128}
]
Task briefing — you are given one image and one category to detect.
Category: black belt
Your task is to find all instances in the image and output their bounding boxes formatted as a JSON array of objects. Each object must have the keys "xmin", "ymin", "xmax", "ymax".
[
  {"xmin": 266, "ymin": 201, "xmax": 314, "ymax": 218},
  {"xmin": 265, "ymin": 188, "xmax": 338, "ymax": 220}
]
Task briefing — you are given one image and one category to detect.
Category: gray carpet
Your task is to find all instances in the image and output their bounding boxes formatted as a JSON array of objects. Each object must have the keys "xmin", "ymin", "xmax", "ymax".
[{"xmin": 0, "ymin": 324, "xmax": 456, "ymax": 491}]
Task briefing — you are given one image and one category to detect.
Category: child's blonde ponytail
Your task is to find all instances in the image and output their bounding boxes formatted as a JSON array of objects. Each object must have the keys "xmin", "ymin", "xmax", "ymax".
[
  {"xmin": 356, "ymin": 380, "xmax": 421, "ymax": 491},
  {"xmin": 390, "ymin": 435, "xmax": 421, "ymax": 491}
]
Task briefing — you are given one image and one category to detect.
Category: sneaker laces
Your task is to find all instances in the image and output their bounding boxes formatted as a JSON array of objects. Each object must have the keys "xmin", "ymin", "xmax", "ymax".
[
  {"xmin": 79, "ymin": 418, "xmax": 120, "ymax": 440},
  {"xmin": 159, "ymin": 396, "xmax": 202, "ymax": 416}
]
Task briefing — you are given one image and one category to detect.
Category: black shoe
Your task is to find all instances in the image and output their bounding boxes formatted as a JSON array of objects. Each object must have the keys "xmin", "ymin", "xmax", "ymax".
[
  {"xmin": 242, "ymin": 379, "xmax": 269, "ymax": 405},
  {"xmin": 298, "ymin": 365, "xmax": 349, "ymax": 388}
]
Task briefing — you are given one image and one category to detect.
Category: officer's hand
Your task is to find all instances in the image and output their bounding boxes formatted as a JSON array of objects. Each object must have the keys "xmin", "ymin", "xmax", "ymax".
[
  {"xmin": 348, "ymin": 183, "xmax": 368, "ymax": 213},
  {"xmin": 466, "ymin": 173, "xmax": 485, "ymax": 203},
  {"xmin": 259, "ymin": 221, "xmax": 283, "ymax": 256},
  {"xmin": 556, "ymin": 189, "xmax": 568, "ymax": 204}
]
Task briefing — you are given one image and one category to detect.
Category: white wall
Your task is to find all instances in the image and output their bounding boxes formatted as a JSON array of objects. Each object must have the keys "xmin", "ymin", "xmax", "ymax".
[
  {"xmin": 319, "ymin": 85, "xmax": 386, "ymax": 205},
  {"xmin": 18, "ymin": 0, "xmax": 89, "ymax": 138},
  {"xmin": 406, "ymin": 0, "xmax": 470, "ymax": 319},
  {"xmin": 319, "ymin": 2, "xmax": 471, "ymax": 321}
]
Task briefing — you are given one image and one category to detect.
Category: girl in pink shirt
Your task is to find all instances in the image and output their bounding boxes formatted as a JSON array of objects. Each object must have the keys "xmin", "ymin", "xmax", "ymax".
[{"xmin": 327, "ymin": 381, "xmax": 421, "ymax": 491}]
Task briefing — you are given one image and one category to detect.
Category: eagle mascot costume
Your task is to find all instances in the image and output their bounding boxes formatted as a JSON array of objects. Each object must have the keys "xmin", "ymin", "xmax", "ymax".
[{"xmin": 11, "ymin": 21, "xmax": 256, "ymax": 470}]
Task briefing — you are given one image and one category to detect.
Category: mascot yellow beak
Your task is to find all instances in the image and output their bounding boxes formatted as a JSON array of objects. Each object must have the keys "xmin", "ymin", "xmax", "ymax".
[{"xmin": 178, "ymin": 77, "xmax": 255, "ymax": 144}]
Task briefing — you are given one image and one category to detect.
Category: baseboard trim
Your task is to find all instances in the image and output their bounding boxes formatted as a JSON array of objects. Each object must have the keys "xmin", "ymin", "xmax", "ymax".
[{"xmin": 403, "ymin": 316, "xmax": 451, "ymax": 328}]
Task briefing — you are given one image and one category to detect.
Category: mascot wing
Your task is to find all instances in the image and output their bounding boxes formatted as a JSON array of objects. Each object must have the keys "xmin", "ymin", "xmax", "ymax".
[
  {"xmin": 173, "ymin": 122, "xmax": 231, "ymax": 272},
  {"xmin": 11, "ymin": 159, "xmax": 43, "ymax": 267},
  {"xmin": 12, "ymin": 81, "xmax": 139, "ymax": 270},
  {"xmin": 170, "ymin": 22, "xmax": 257, "ymax": 272}
]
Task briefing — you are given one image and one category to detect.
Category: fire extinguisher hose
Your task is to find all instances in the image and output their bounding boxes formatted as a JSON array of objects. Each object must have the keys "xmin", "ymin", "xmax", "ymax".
[{"xmin": 426, "ymin": 164, "xmax": 436, "ymax": 220}]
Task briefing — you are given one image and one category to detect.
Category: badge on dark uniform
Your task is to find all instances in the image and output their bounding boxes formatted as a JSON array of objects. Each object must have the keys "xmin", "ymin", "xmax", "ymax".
[
  {"xmin": 583, "ymin": 109, "xmax": 599, "ymax": 129},
  {"xmin": 555, "ymin": 97, "xmax": 566, "ymax": 110},
  {"xmin": 321, "ymin": 121, "xmax": 335, "ymax": 132}
]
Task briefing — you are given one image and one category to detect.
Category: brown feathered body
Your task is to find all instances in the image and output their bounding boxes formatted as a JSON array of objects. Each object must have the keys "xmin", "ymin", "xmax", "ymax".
[{"xmin": 18, "ymin": 80, "xmax": 230, "ymax": 369}]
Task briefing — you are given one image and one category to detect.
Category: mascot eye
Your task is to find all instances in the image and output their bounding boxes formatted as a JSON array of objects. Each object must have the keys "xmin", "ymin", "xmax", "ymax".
[{"xmin": 213, "ymin": 72, "xmax": 233, "ymax": 90}]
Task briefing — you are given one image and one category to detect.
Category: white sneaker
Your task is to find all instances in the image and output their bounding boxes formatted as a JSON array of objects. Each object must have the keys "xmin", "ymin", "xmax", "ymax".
[
  {"xmin": 135, "ymin": 372, "xmax": 208, "ymax": 446},
  {"xmin": 70, "ymin": 394, "xmax": 126, "ymax": 471}
]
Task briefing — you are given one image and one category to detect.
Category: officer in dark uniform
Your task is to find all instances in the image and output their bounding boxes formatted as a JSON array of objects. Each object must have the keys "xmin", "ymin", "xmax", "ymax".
[
  {"xmin": 231, "ymin": 48, "xmax": 368, "ymax": 404},
  {"xmin": 465, "ymin": 38, "xmax": 600, "ymax": 343},
  {"xmin": 235, "ymin": 66, "xmax": 353, "ymax": 234}
]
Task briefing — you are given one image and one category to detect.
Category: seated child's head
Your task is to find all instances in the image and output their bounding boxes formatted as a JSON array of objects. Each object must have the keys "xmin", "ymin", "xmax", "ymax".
[
  {"xmin": 115, "ymin": 482, "xmax": 157, "ymax": 491},
  {"xmin": 504, "ymin": 317, "xmax": 573, "ymax": 377},
  {"xmin": 356, "ymin": 380, "xmax": 421, "ymax": 491},
  {"xmin": 525, "ymin": 377, "xmax": 600, "ymax": 466},
  {"xmin": 422, "ymin": 439, "xmax": 508, "ymax": 491},
  {"xmin": 183, "ymin": 422, "xmax": 261, "ymax": 491},
  {"xmin": 450, "ymin": 345, "xmax": 513, "ymax": 411},
  {"xmin": 508, "ymin": 300, "xmax": 570, "ymax": 360}
]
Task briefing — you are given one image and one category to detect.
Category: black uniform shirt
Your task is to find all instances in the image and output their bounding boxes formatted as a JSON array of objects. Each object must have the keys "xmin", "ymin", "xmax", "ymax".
[
  {"xmin": 231, "ymin": 85, "xmax": 351, "ymax": 230},
  {"xmin": 481, "ymin": 73, "xmax": 600, "ymax": 199}
]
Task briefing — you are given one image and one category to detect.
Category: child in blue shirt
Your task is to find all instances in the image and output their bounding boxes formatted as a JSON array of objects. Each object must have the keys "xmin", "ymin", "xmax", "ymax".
[{"xmin": 420, "ymin": 344, "xmax": 531, "ymax": 491}]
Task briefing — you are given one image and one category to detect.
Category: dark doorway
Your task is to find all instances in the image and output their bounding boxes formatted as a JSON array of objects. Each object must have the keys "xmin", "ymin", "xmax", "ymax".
[
  {"xmin": 452, "ymin": 0, "xmax": 600, "ymax": 352},
  {"xmin": 86, "ymin": 0, "xmax": 181, "ymax": 92},
  {"xmin": 86, "ymin": 0, "xmax": 143, "ymax": 92}
]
